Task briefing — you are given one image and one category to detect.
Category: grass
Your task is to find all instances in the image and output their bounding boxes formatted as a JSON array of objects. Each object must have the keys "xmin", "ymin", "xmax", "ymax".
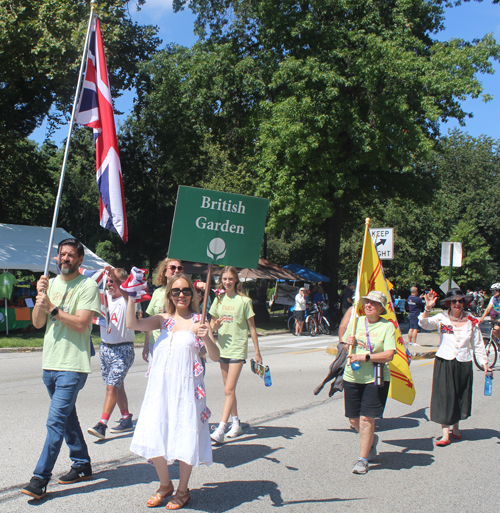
[
  {"xmin": 0, "ymin": 316, "xmax": 287, "ymax": 348},
  {"xmin": 0, "ymin": 325, "xmax": 147, "ymax": 349}
]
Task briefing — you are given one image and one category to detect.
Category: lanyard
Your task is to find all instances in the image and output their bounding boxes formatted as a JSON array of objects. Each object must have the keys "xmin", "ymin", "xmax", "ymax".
[{"xmin": 364, "ymin": 318, "xmax": 374, "ymax": 354}]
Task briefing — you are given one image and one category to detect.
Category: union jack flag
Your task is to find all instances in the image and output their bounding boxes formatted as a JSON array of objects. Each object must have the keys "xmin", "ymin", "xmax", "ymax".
[
  {"xmin": 76, "ymin": 15, "xmax": 128, "ymax": 242},
  {"xmin": 441, "ymin": 324, "xmax": 454, "ymax": 334},
  {"xmin": 193, "ymin": 359, "xmax": 204, "ymax": 377},
  {"xmin": 79, "ymin": 267, "xmax": 110, "ymax": 331},
  {"xmin": 195, "ymin": 385, "xmax": 206, "ymax": 400},
  {"xmin": 200, "ymin": 407, "xmax": 211, "ymax": 424}
]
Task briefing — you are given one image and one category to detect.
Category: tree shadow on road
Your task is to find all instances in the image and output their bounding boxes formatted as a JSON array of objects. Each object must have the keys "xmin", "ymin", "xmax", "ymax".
[{"xmin": 187, "ymin": 480, "xmax": 360, "ymax": 512}]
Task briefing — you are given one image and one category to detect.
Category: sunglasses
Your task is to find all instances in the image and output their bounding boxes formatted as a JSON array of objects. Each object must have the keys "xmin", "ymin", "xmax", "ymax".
[
  {"xmin": 107, "ymin": 279, "xmax": 114, "ymax": 285},
  {"xmin": 450, "ymin": 299, "xmax": 464, "ymax": 304},
  {"xmin": 168, "ymin": 265, "xmax": 184, "ymax": 272},
  {"xmin": 170, "ymin": 288, "xmax": 193, "ymax": 297}
]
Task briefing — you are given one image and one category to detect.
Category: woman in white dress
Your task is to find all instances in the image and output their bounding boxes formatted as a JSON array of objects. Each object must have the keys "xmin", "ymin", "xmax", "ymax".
[{"xmin": 126, "ymin": 274, "xmax": 219, "ymax": 510}]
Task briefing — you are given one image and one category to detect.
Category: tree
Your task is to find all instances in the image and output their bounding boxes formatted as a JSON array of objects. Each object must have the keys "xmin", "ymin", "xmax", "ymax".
[
  {"xmin": 172, "ymin": 0, "xmax": 500, "ymax": 293},
  {"xmin": 0, "ymin": 0, "xmax": 159, "ymax": 143}
]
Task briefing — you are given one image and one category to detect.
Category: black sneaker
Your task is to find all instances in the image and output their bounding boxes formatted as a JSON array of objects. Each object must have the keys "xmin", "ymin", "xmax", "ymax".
[
  {"xmin": 21, "ymin": 476, "xmax": 49, "ymax": 499},
  {"xmin": 87, "ymin": 421, "xmax": 107, "ymax": 439},
  {"xmin": 109, "ymin": 415, "xmax": 134, "ymax": 434},
  {"xmin": 57, "ymin": 462, "xmax": 92, "ymax": 484}
]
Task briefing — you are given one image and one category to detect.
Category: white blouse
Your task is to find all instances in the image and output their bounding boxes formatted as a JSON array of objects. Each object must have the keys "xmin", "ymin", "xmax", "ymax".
[{"xmin": 418, "ymin": 312, "xmax": 488, "ymax": 366}]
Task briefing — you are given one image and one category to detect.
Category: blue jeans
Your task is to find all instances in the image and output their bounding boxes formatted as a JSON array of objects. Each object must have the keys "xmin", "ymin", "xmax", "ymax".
[{"xmin": 34, "ymin": 370, "xmax": 90, "ymax": 480}]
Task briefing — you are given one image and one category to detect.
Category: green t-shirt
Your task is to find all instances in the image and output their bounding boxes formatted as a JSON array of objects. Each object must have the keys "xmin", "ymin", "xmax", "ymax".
[
  {"xmin": 145, "ymin": 286, "xmax": 166, "ymax": 344},
  {"xmin": 42, "ymin": 274, "xmax": 100, "ymax": 373},
  {"xmin": 0, "ymin": 273, "xmax": 17, "ymax": 300},
  {"xmin": 209, "ymin": 294, "xmax": 255, "ymax": 359},
  {"xmin": 343, "ymin": 316, "xmax": 396, "ymax": 384}
]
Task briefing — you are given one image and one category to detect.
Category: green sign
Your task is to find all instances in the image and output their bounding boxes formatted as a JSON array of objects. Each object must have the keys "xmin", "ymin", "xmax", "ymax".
[{"xmin": 168, "ymin": 186, "xmax": 269, "ymax": 268}]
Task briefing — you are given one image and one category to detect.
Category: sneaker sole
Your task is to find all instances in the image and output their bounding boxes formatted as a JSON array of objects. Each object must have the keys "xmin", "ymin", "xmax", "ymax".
[
  {"xmin": 210, "ymin": 436, "xmax": 226, "ymax": 444},
  {"xmin": 87, "ymin": 428, "xmax": 106, "ymax": 439},
  {"xmin": 21, "ymin": 489, "xmax": 47, "ymax": 500},
  {"xmin": 57, "ymin": 475, "xmax": 93, "ymax": 485},
  {"xmin": 226, "ymin": 429, "xmax": 243, "ymax": 438},
  {"xmin": 109, "ymin": 427, "xmax": 134, "ymax": 434}
]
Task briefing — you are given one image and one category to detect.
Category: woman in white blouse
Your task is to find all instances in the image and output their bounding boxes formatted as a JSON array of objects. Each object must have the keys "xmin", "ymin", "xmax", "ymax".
[
  {"xmin": 419, "ymin": 288, "xmax": 492, "ymax": 447},
  {"xmin": 294, "ymin": 288, "xmax": 308, "ymax": 336}
]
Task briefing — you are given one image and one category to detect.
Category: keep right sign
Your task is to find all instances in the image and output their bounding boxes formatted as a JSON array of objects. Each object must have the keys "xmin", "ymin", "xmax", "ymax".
[{"xmin": 370, "ymin": 228, "xmax": 394, "ymax": 260}]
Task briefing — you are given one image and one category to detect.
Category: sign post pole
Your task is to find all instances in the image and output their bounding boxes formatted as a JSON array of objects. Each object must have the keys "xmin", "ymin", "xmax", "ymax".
[
  {"xmin": 448, "ymin": 245, "xmax": 454, "ymax": 291},
  {"xmin": 201, "ymin": 264, "xmax": 213, "ymax": 322}
]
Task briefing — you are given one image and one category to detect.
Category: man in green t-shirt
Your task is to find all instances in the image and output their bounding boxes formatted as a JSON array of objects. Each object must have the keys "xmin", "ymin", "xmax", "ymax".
[{"xmin": 21, "ymin": 239, "xmax": 100, "ymax": 500}]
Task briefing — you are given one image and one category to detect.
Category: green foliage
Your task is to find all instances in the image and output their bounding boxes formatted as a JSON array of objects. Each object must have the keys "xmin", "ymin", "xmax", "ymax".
[{"xmin": 169, "ymin": 0, "xmax": 500, "ymax": 293}]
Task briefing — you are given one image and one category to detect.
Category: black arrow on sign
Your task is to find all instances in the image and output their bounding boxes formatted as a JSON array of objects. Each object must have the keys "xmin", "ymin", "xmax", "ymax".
[{"xmin": 375, "ymin": 239, "xmax": 387, "ymax": 248}]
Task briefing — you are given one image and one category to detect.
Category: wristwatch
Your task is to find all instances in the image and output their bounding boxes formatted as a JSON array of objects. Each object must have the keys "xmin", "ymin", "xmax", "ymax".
[
  {"xmin": 365, "ymin": 354, "xmax": 371, "ymax": 362},
  {"xmin": 50, "ymin": 306, "xmax": 59, "ymax": 320}
]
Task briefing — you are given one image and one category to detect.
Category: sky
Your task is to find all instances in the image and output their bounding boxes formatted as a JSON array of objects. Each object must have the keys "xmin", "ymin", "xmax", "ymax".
[{"xmin": 30, "ymin": 0, "xmax": 500, "ymax": 145}]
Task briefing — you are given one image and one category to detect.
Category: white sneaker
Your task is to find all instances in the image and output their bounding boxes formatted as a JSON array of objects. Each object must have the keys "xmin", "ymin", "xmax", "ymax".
[
  {"xmin": 210, "ymin": 429, "xmax": 226, "ymax": 444},
  {"xmin": 226, "ymin": 424, "xmax": 243, "ymax": 438}
]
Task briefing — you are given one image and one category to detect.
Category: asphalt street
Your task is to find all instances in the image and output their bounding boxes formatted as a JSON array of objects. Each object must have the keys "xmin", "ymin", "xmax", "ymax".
[{"xmin": 0, "ymin": 332, "xmax": 498, "ymax": 513}]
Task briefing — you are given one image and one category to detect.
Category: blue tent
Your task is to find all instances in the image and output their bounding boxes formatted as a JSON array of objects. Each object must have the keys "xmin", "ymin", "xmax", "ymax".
[{"xmin": 283, "ymin": 263, "xmax": 330, "ymax": 282}]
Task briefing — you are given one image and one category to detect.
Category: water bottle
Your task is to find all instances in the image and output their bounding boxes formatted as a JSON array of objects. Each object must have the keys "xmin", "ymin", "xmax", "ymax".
[
  {"xmin": 264, "ymin": 366, "xmax": 272, "ymax": 387},
  {"xmin": 484, "ymin": 371, "xmax": 493, "ymax": 396},
  {"xmin": 350, "ymin": 360, "xmax": 360, "ymax": 371}
]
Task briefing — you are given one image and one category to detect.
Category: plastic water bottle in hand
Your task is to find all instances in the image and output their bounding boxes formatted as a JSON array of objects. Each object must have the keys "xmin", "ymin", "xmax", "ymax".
[
  {"xmin": 264, "ymin": 366, "xmax": 272, "ymax": 387},
  {"xmin": 484, "ymin": 371, "xmax": 493, "ymax": 396}
]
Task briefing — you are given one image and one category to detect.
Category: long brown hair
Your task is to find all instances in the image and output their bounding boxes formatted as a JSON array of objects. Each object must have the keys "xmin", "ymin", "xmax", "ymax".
[
  {"xmin": 164, "ymin": 274, "xmax": 200, "ymax": 315},
  {"xmin": 216, "ymin": 266, "xmax": 246, "ymax": 303},
  {"xmin": 153, "ymin": 258, "xmax": 182, "ymax": 287}
]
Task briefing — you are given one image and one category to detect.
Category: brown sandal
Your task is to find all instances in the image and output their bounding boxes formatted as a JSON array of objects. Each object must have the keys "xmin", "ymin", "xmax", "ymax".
[
  {"xmin": 147, "ymin": 482, "xmax": 174, "ymax": 507},
  {"xmin": 166, "ymin": 489, "xmax": 190, "ymax": 510}
]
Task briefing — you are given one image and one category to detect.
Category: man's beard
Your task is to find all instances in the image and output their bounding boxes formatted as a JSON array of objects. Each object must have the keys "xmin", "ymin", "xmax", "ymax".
[{"xmin": 59, "ymin": 261, "xmax": 79, "ymax": 275}]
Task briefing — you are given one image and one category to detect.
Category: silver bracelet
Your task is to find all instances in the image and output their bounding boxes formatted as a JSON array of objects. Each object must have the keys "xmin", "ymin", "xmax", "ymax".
[{"xmin": 424, "ymin": 307, "xmax": 432, "ymax": 312}]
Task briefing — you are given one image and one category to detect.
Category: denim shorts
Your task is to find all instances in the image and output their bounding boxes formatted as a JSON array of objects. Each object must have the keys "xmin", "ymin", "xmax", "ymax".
[
  {"xmin": 100, "ymin": 342, "xmax": 135, "ymax": 387},
  {"xmin": 409, "ymin": 322, "xmax": 420, "ymax": 330}
]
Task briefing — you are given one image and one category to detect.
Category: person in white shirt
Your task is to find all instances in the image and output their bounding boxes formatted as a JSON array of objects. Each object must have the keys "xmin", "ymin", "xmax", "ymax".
[
  {"xmin": 419, "ymin": 288, "xmax": 491, "ymax": 447},
  {"xmin": 88, "ymin": 267, "xmax": 136, "ymax": 439},
  {"xmin": 294, "ymin": 288, "xmax": 308, "ymax": 336}
]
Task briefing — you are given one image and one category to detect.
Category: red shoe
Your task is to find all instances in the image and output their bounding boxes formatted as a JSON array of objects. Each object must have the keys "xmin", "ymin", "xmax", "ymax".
[
  {"xmin": 436, "ymin": 438, "xmax": 451, "ymax": 446},
  {"xmin": 449, "ymin": 431, "xmax": 462, "ymax": 439}
]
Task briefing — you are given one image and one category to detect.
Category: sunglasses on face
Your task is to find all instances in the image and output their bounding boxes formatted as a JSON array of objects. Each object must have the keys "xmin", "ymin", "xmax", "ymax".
[
  {"xmin": 450, "ymin": 299, "xmax": 464, "ymax": 304},
  {"xmin": 168, "ymin": 265, "xmax": 184, "ymax": 272},
  {"xmin": 107, "ymin": 280, "xmax": 114, "ymax": 285},
  {"xmin": 170, "ymin": 288, "xmax": 193, "ymax": 297}
]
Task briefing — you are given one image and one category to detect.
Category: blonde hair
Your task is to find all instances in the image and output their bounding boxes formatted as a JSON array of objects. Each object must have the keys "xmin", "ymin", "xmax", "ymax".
[
  {"xmin": 216, "ymin": 266, "xmax": 246, "ymax": 303},
  {"xmin": 164, "ymin": 274, "xmax": 200, "ymax": 315},
  {"xmin": 153, "ymin": 258, "xmax": 182, "ymax": 287}
]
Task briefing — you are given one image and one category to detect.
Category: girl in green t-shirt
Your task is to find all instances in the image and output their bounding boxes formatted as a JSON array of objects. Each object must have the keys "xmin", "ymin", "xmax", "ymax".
[{"xmin": 209, "ymin": 266, "xmax": 263, "ymax": 444}]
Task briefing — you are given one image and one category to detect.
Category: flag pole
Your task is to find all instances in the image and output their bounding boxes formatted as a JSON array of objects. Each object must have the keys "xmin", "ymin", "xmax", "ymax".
[
  {"xmin": 42, "ymin": 2, "xmax": 97, "ymax": 277},
  {"xmin": 347, "ymin": 217, "xmax": 371, "ymax": 366}
]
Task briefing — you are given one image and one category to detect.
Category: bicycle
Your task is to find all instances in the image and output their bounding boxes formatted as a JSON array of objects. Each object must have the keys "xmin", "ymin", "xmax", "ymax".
[
  {"xmin": 473, "ymin": 327, "xmax": 498, "ymax": 371},
  {"xmin": 306, "ymin": 302, "xmax": 332, "ymax": 336}
]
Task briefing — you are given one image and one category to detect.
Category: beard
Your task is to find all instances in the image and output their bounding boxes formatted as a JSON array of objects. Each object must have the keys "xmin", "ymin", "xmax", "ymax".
[{"xmin": 59, "ymin": 260, "xmax": 79, "ymax": 275}]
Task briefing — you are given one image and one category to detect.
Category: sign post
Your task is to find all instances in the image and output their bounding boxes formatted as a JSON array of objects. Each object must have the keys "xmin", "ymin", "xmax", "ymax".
[{"xmin": 168, "ymin": 186, "xmax": 269, "ymax": 319}]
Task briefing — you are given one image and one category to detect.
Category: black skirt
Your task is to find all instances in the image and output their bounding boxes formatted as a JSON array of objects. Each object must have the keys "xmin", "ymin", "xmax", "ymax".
[{"xmin": 430, "ymin": 356, "xmax": 473, "ymax": 426}]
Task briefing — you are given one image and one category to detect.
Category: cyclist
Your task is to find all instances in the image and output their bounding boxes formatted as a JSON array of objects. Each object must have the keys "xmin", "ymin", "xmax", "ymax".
[{"xmin": 478, "ymin": 283, "xmax": 500, "ymax": 342}]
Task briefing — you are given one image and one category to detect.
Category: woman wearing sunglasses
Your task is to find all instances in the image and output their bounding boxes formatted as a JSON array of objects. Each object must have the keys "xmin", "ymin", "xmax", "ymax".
[
  {"xmin": 209, "ymin": 266, "xmax": 263, "ymax": 444},
  {"xmin": 420, "ymin": 288, "xmax": 491, "ymax": 446},
  {"xmin": 126, "ymin": 274, "xmax": 219, "ymax": 509},
  {"xmin": 143, "ymin": 259, "xmax": 185, "ymax": 363}
]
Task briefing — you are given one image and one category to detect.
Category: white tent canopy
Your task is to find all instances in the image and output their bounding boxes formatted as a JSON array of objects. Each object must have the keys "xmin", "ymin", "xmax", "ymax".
[{"xmin": 0, "ymin": 224, "xmax": 110, "ymax": 273}]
